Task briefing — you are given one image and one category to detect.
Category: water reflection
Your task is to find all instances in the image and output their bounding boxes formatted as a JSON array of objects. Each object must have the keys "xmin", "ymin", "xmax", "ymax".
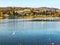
[{"xmin": 0, "ymin": 19, "xmax": 60, "ymax": 45}]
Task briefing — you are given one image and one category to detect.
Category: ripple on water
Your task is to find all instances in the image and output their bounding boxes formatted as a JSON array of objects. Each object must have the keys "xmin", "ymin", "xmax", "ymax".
[
  {"xmin": 19, "ymin": 43, "xmax": 22, "ymax": 45},
  {"xmin": 12, "ymin": 31, "xmax": 16, "ymax": 35},
  {"xmin": 52, "ymin": 42, "xmax": 55, "ymax": 45}
]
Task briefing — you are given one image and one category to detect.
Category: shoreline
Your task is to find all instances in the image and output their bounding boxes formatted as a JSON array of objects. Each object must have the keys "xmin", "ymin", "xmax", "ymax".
[
  {"xmin": 0, "ymin": 17, "xmax": 60, "ymax": 22},
  {"xmin": 22, "ymin": 19, "xmax": 60, "ymax": 22}
]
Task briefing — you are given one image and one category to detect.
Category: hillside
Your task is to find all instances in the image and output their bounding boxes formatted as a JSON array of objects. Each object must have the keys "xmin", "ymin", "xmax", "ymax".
[{"xmin": 0, "ymin": 7, "xmax": 60, "ymax": 19}]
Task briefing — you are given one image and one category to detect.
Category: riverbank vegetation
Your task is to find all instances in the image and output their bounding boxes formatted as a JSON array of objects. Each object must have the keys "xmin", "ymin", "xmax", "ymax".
[{"xmin": 0, "ymin": 7, "xmax": 60, "ymax": 19}]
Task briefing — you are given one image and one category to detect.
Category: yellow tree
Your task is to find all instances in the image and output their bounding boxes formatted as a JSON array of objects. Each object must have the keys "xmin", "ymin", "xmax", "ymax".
[
  {"xmin": 0, "ymin": 11, "xmax": 3, "ymax": 19},
  {"xmin": 30, "ymin": 9, "xmax": 34, "ymax": 18}
]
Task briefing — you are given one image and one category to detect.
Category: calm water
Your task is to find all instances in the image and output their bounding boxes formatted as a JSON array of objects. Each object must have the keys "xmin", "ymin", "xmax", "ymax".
[{"xmin": 0, "ymin": 19, "xmax": 60, "ymax": 45}]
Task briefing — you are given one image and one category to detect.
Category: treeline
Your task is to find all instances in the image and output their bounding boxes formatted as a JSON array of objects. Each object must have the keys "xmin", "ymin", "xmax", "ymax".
[{"xmin": 0, "ymin": 7, "xmax": 60, "ymax": 19}]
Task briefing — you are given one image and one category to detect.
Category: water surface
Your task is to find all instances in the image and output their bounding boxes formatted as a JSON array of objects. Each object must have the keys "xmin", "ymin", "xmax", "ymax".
[{"xmin": 0, "ymin": 19, "xmax": 60, "ymax": 45}]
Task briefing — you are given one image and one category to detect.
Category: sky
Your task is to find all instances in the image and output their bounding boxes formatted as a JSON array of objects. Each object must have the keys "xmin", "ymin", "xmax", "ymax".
[{"xmin": 0, "ymin": 0, "xmax": 60, "ymax": 9}]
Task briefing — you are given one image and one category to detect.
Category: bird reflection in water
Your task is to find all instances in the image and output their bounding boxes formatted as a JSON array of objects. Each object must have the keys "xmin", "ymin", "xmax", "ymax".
[{"xmin": 41, "ymin": 21, "xmax": 45, "ymax": 28}]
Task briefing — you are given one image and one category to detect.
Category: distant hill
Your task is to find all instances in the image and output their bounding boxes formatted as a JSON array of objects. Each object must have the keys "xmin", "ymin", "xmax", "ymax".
[
  {"xmin": 39, "ymin": 7, "xmax": 59, "ymax": 10},
  {"xmin": 0, "ymin": 7, "xmax": 60, "ymax": 11}
]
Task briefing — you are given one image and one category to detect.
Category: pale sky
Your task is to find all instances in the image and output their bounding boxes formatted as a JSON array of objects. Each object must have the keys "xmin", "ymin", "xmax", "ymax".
[{"xmin": 0, "ymin": 0, "xmax": 60, "ymax": 9}]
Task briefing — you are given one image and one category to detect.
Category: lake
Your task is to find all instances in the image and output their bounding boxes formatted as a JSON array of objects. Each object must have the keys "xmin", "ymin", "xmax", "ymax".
[{"xmin": 0, "ymin": 19, "xmax": 60, "ymax": 45}]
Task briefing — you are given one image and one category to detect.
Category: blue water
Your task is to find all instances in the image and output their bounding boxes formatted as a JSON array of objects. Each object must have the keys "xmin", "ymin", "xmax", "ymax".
[{"xmin": 0, "ymin": 19, "xmax": 60, "ymax": 45}]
